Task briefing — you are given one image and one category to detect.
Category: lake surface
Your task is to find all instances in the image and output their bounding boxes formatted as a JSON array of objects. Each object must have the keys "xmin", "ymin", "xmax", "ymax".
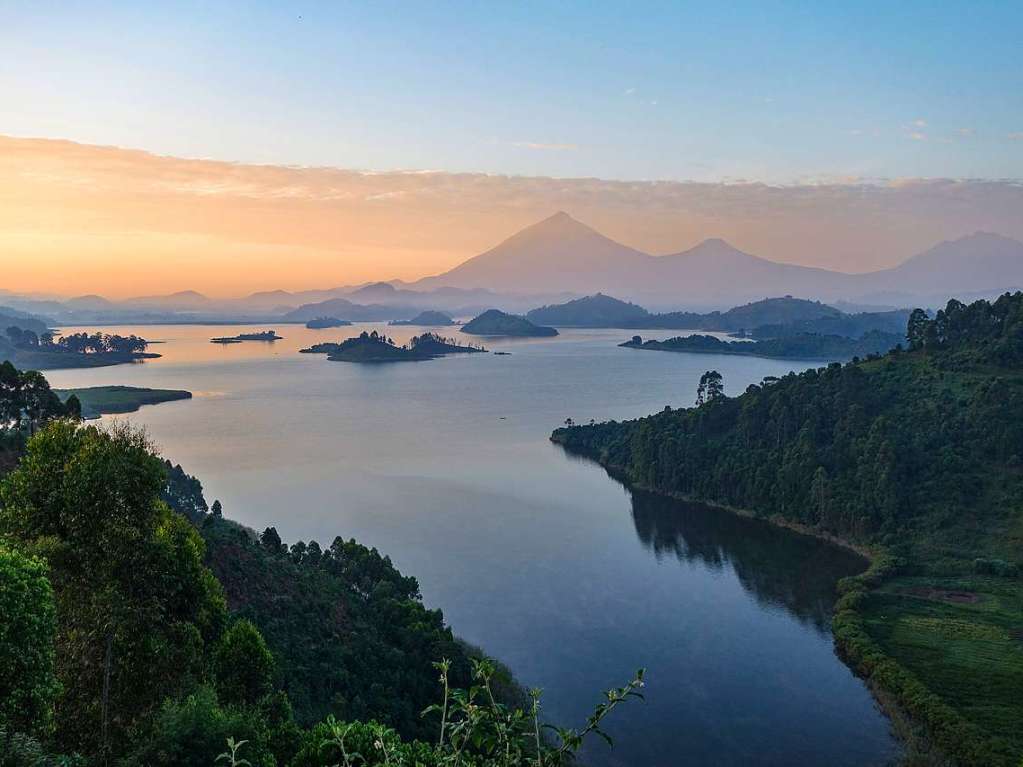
[{"xmin": 45, "ymin": 324, "xmax": 900, "ymax": 766}]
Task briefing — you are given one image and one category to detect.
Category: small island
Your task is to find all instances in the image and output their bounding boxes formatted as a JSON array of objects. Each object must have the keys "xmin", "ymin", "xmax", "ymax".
[
  {"xmin": 389, "ymin": 310, "xmax": 456, "ymax": 326},
  {"xmin": 211, "ymin": 330, "xmax": 282, "ymax": 344},
  {"xmin": 302, "ymin": 331, "xmax": 486, "ymax": 363},
  {"xmin": 55, "ymin": 385, "xmax": 192, "ymax": 419},
  {"xmin": 620, "ymin": 330, "xmax": 902, "ymax": 361},
  {"xmin": 461, "ymin": 309, "xmax": 558, "ymax": 337},
  {"xmin": 305, "ymin": 317, "xmax": 352, "ymax": 329}
]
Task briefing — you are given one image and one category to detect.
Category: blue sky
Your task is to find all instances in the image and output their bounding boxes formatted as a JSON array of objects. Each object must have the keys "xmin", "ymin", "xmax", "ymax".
[{"xmin": 2, "ymin": 1, "xmax": 1022, "ymax": 182}]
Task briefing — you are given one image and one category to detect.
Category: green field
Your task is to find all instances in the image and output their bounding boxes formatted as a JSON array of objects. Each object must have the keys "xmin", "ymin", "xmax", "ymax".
[
  {"xmin": 863, "ymin": 576, "xmax": 1023, "ymax": 756},
  {"xmin": 55, "ymin": 385, "xmax": 192, "ymax": 419}
]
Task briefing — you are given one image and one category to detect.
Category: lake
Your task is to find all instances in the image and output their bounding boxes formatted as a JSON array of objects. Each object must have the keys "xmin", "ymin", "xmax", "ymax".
[{"xmin": 44, "ymin": 324, "xmax": 900, "ymax": 766}]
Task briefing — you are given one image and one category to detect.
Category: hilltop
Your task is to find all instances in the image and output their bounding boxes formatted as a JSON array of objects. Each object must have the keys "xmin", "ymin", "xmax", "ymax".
[{"xmin": 526, "ymin": 293, "xmax": 650, "ymax": 327}]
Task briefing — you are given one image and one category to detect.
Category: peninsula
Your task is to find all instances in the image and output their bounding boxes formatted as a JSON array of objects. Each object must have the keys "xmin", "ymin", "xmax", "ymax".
[
  {"xmin": 620, "ymin": 330, "xmax": 903, "ymax": 361},
  {"xmin": 55, "ymin": 385, "xmax": 192, "ymax": 419}
]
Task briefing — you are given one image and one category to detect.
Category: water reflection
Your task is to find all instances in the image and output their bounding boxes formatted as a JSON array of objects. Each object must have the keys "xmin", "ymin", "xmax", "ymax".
[{"xmin": 627, "ymin": 488, "xmax": 865, "ymax": 632}]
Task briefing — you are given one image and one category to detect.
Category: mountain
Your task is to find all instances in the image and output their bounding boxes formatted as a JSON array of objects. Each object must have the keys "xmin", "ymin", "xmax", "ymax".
[
  {"xmin": 415, "ymin": 212, "xmax": 649, "ymax": 295},
  {"xmin": 849, "ymin": 232, "xmax": 1023, "ymax": 303},
  {"xmin": 415, "ymin": 214, "xmax": 1023, "ymax": 309},
  {"xmin": 526, "ymin": 294, "xmax": 651, "ymax": 327}
]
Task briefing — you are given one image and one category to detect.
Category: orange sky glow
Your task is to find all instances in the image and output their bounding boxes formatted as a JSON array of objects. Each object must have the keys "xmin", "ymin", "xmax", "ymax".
[{"xmin": 2, "ymin": 135, "xmax": 1022, "ymax": 299}]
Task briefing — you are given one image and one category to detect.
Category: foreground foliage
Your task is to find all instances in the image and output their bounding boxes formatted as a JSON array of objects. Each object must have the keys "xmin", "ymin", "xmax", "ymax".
[{"xmin": 0, "ymin": 406, "xmax": 642, "ymax": 765}]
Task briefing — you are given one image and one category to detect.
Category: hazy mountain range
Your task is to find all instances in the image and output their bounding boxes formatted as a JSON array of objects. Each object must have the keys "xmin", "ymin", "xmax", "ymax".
[
  {"xmin": 3, "ymin": 212, "xmax": 1022, "ymax": 324},
  {"xmin": 414, "ymin": 212, "xmax": 1023, "ymax": 309}
]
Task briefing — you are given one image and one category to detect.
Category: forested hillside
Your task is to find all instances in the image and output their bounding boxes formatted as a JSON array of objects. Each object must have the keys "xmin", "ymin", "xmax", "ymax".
[
  {"xmin": 0, "ymin": 368, "xmax": 638, "ymax": 766},
  {"xmin": 554, "ymin": 293, "xmax": 1023, "ymax": 766}
]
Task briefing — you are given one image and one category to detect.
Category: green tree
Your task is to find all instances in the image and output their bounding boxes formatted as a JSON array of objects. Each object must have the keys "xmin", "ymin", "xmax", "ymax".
[
  {"xmin": 214, "ymin": 620, "xmax": 275, "ymax": 707},
  {"xmin": 0, "ymin": 546, "xmax": 59, "ymax": 738},
  {"xmin": 906, "ymin": 307, "xmax": 929, "ymax": 349},
  {"xmin": 120, "ymin": 686, "xmax": 275, "ymax": 767},
  {"xmin": 0, "ymin": 421, "xmax": 227, "ymax": 757},
  {"xmin": 696, "ymin": 370, "xmax": 724, "ymax": 406}
]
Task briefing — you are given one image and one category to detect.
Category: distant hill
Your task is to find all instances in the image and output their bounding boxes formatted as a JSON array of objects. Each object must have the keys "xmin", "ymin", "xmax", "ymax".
[
  {"xmin": 389, "ymin": 310, "xmax": 455, "ymax": 326},
  {"xmin": 522, "ymin": 294, "xmax": 897, "ymax": 338},
  {"xmin": 0, "ymin": 307, "xmax": 51, "ymax": 335},
  {"xmin": 281, "ymin": 298, "xmax": 418, "ymax": 323},
  {"xmin": 526, "ymin": 293, "xmax": 650, "ymax": 326},
  {"xmin": 461, "ymin": 309, "xmax": 558, "ymax": 337}
]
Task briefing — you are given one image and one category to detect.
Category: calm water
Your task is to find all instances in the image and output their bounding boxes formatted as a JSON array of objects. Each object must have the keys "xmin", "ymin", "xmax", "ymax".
[{"xmin": 46, "ymin": 324, "xmax": 900, "ymax": 766}]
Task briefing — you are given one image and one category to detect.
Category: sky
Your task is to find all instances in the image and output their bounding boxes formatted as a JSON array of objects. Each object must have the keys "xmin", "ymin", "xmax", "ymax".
[{"xmin": 1, "ymin": 1, "xmax": 1022, "ymax": 296}]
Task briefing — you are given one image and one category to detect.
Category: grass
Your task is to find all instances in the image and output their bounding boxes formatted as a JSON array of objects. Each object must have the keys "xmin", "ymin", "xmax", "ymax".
[
  {"xmin": 55, "ymin": 386, "xmax": 192, "ymax": 419},
  {"xmin": 862, "ymin": 574, "xmax": 1023, "ymax": 756}
]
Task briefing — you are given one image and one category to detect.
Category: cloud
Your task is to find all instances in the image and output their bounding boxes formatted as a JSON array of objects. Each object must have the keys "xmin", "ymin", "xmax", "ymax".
[
  {"xmin": 957, "ymin": 128, "xmax": 975, "ymax": 137},
  {"xmin": 1, "ymin": 134, "xmax": 1021, "ymax": 296},
  {"xmin": 913, "ymin": 119, "xmax": 928, "ymax": 128},
  {"xmin": 1009, "ymin": 132, "xmax": 1023, "ymax": 141},
  {"xmin": 509, "ymin": 141, "xmax": 579, "ymax": 151},
  {"xmin": 908, "ymin": 131, "xmax": 927, "ymax": 141}
]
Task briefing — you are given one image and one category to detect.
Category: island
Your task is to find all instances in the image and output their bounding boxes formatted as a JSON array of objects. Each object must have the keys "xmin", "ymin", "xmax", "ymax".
[
  {"xmin": 210, "ymin": 330, "xmax": 282, "ymax": 344},
  {"xmin": 55, "ymin": 385, "xmax": 192, "ymax": 419},
  {"xmin": 389, "ymin": 310, "xmax": 456, "ymax": 326},
  {"xmin": 407, "ymin": 332, "xmax": 486, "ymax": 356},
  {"xmin": 461, "ymin": 309, "xmax": 558, "ymax": 337},
  {"xmin": 1, "ymin": 328, "xmax": 159, "ymax": 370},
  {"xmin": 301, "ymin": 331, "xmax": 485, "ymax": 362},
  {"xmin": 620, "ymin": 330, "xmax": 902, "ymax": 361},
  {"xmin": 305, "ymin": 317, "xmax": 352, "ymax": 329}
]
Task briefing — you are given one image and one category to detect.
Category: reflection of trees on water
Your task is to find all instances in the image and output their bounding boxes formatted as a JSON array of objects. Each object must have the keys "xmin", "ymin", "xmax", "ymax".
[{"xmin": 628, "ymin": 486, "xmax": 866, "ymax": 633}]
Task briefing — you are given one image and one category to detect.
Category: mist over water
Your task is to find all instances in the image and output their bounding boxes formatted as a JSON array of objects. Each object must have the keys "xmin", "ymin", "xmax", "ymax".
[{"xmin": 45, "ymin": 324, "xmax": 900, "ymax": 766}]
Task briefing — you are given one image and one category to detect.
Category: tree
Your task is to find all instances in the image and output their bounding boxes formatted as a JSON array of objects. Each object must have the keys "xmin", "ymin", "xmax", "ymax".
[
  {"xmin": 0, "ymin": 546, "xmax": 59, "ymax": 738},
  {"xmin": 63, "ymin": 394, "xmax": 82, "ymax": 421},
  {"xmin": 122, "ymin": 686, "xmax": 276, "ymax": 767},
  {"xmin": 0, "ymin": 421, "xmax": 227, "ymax": 757},
  {"xmin": 906, "ymin": 308, "xmax": 929, "ymax": 350},
  {"xmin": 696, "ymin": 370, "xmax": 724, "ymax": 406},
  {"xmin": 260, "ymin": 526, "xmax": 283, "ymax": 554},
  {"xmin": 211, "ymin": 499, "xmax": 223, "ymax": 518},
  {"xmin": 214, "ymin": 620, "xmax": 275, "ymax": 707},
  {"xmin": 809, "ymin": 466, "xmax": 828, "ymax": 524}
]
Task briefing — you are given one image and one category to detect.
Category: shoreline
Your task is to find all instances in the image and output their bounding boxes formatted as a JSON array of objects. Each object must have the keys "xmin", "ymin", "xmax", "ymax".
[{"xmin": 549, "ymin": 440, "xmax": 954, "ymax": 767}]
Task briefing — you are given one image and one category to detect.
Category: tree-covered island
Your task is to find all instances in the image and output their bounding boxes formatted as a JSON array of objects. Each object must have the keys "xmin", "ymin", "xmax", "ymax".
[
  {"xmin": 211, "ymin": 330, "xmax": 283, "ymax": 344},
  {"xmin": 301, "ymin": 331, "xmax": 485, "ymax": 362}
]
